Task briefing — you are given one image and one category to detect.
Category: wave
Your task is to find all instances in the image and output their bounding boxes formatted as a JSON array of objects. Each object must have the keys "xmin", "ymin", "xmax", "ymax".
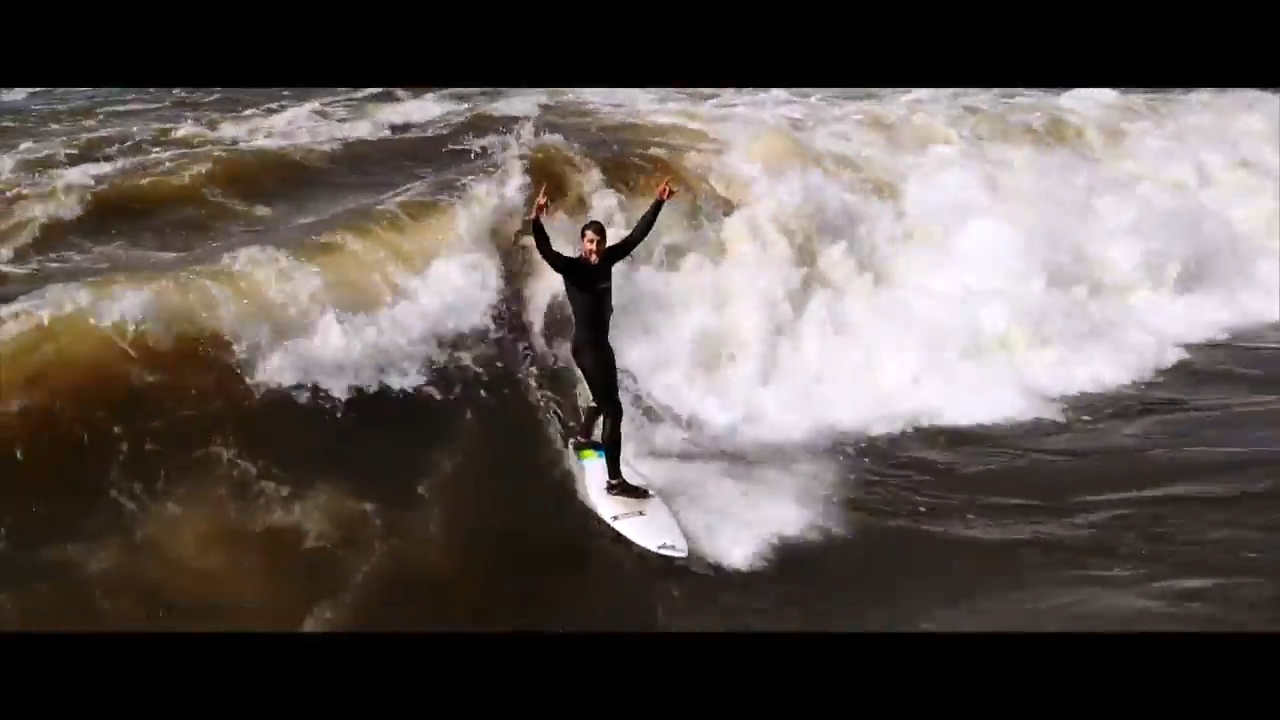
[{"xmin": 1, "ymin": 88, "xmax": 1277, "ymax": 594}]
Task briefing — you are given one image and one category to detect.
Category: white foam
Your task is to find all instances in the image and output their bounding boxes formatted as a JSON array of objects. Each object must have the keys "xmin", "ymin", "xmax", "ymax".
[
  {"xmin": 197, "ymin": 94, "xmax": 466, "ymax": 149},
  {"xmin": 483, "ymin": 93, "xmax": 547, "ymax": 118},
  {"xmin": 0, "ymin": 88, "xmax": 41, "ymax": 103},
  {"xmin": 232, "ymin": 154, "xmax": 527, "ymax": 396},
  {"xmin": 569, "ymin": 89, "xmax": 1280, "ymax": 438},
  {"xmin": 249, "ymin": 152, "xmax": 530, "ymax": 396},
  {"xmin": 0, "ymin": 148, "xmax": 531, "ymax": 403},
  {"xmin": 0, "ymin": 142, "xmax": 188, "ymax": 263},
  {"xmin": 249, "ymin": 251, "xmax": 500, "ymax": 395},
  {"xmin": 0, "ymin": 91, "xmax": 476, "ymax": 265},
  {"xmin": 513, "ymin": 89, "xmax": 1280, "ymax": 569}
]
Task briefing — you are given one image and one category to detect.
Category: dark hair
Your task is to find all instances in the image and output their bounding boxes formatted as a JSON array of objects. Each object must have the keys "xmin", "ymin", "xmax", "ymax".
[{"xmin": 580, "ymin": 220, "xmax": 607, "ymax": 242}]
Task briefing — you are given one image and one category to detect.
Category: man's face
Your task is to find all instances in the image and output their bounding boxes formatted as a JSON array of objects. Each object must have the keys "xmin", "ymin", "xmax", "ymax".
[{"xmin": 581, "ymin": 230, "xmax": 604, "ymax": 264}]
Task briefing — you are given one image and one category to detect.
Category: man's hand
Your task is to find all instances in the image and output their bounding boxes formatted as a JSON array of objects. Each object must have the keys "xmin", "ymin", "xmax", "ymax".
[
  {"xmin": 530, "ymin": 183, "xmax": 549, "ymax": 220},
  {"xmin": 657, "ymin": 177, "xmax": 677, "ymax": 201}
]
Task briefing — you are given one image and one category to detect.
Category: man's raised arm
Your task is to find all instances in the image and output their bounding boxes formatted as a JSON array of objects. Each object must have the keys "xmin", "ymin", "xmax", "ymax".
[
  {"xmin": 529, "ymin": 184, "xmax": 572, "ymax": 275},
  {"xmin": 603, "ymin": 177, "xmax": 677, "ymax": 266}
]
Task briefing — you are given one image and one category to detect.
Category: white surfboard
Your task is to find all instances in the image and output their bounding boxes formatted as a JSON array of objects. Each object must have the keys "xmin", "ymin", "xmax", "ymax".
[{"xmin": 571, "ymin": 441, "xmax": 689, "ymax": 559}]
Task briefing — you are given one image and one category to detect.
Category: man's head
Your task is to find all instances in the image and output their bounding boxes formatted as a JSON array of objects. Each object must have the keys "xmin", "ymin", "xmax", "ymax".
[{"xmin": 580, "ymin": 220, "xmax": 607, "ymax": 264}]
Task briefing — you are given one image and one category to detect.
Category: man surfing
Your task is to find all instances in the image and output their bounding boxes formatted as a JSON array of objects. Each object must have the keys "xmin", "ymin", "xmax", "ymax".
[{"xmin": 528, "ymin": 177, "xmax": 676, "ymax": 499}]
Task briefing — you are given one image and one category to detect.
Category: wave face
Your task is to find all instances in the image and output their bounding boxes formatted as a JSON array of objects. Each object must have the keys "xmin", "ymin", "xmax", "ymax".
[{"xmin": 2, "ymin": 88, "xmax": 1278, "ymax": 630}]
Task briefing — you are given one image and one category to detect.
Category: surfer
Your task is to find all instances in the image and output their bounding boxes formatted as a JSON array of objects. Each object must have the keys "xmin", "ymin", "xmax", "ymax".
[{"xmin": 528, "ymin": 177, "xmax": 676, "ymax": 499}]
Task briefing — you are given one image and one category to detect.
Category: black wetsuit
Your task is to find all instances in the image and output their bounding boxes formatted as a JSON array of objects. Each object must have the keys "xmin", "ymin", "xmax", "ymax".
[{"xmin": 531, "ymin": 198, "xmax": 666, "ymax": 486}]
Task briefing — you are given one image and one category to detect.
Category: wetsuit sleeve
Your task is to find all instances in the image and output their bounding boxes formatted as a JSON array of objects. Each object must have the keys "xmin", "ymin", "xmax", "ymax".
[
  {"xmin": 531, "ymin": 217, "xmax": 573, "ymax": 275},
  {"xmin": 602, "ymin": 198, "xmax": 665, "ymax": 266}
]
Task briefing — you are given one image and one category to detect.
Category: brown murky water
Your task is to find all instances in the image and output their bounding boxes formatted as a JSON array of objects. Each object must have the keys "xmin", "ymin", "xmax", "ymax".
[{"xmin": 1, "ymin": 88, "xmax": 1277, "ymax": 630}]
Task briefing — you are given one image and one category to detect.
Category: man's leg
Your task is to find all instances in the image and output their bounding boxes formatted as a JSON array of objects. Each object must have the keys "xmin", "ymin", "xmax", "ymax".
[
  {"xmin": 594, "ymin": 346, "xmax": 649, "ymax": 499},
  {"xmin": 574, "ymin": 342, "xmax": 648, "ymax": 499},
  {"xmin": 571, "ymin": 343, "xmax": 603, "ymax": 445},
  {"xmin": 577, "ymin": 403, "xmax": 601, "ymax": 443}
]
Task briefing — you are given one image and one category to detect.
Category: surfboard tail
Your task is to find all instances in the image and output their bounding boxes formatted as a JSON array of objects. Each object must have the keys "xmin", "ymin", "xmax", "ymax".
[{"xmin": 571, "ymin": 439, "xmax": 606, "ymax": 455}]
